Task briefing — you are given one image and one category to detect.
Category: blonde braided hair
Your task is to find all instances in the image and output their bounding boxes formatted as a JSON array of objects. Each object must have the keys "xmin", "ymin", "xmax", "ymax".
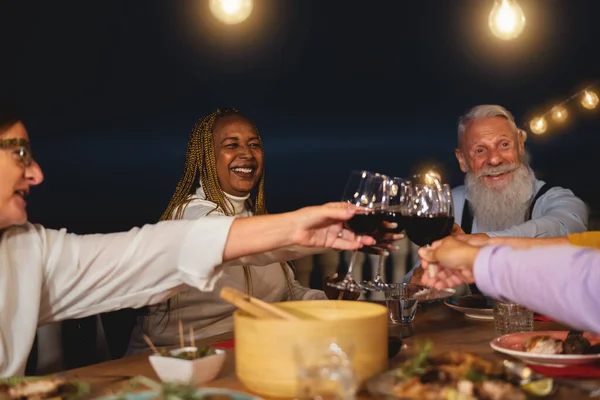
[{"xmin": 162, "ymin": 108, "xmax": 294, "ymax": 298}]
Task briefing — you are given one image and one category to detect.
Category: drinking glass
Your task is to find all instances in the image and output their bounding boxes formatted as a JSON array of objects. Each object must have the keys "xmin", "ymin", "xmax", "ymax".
[
  {"xmin": 294, "ymin": 338, "xmax": 357, "ymax": 400},
  {"xmin": 383, "ymin": 283, "xmax": 425, "ymax": 324},
  {"xmin": 493, "ymin": 300, "xmax": 534, "ymax": 335},
  {"xmin": 402, "ymin": 183, "xmax": 454, "ymax": 247},
  {"xmin": 360, "ymin": 177, "xmax": 410, "ymax": 291},
  {"xmin": 327, "ymin": 170, "xmax": 389, "ymax": 293}
]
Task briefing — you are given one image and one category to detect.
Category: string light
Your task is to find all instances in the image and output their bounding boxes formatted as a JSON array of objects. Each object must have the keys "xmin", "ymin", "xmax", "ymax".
[
  {"xmin": 551, "ymin": 106, "xmax": 568, "ymax": 123},
  {"xmin": 526, "ymin": 82, "xmax": 599, "ymax": 135},
  {"xmin": 488, "ymin": 0, "xmax": 526, "ymax": 40},
  {"xmin": 209, "ymin": 0, "xmax": 253, "ymax": 25},
  {"xmin": 424, "ymin": 170, "xmax": 442, "ymax": 185},
  {"xmin": 581, "ymin": 90, "xmax": 599, "ymax": 110},
  {"xmin": 530, "ymin": 117, "xmax": 547, "ymax": 135}
]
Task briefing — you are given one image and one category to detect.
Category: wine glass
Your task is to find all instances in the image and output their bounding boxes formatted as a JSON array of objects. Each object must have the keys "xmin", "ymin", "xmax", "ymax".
[
  {"xmin": 402, "ymin": 183, "xmax": 454, "ymax": 247},
  {"xmin": 360, "ymin": 177, "xmax": 410, "ymax": 291},
  {"xmin": 327, "ymin": 170, "xmax": 389, "ymax": 293}
]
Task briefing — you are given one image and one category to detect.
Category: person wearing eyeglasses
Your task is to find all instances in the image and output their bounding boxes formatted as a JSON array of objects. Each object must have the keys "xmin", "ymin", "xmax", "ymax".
[
  {"xmin": 0, "ymin": 137, "xmax": 36, "ymax": 228},
  {"xmin": 0, "ymin": 106, "xmax": 375, "ymax": 376}
]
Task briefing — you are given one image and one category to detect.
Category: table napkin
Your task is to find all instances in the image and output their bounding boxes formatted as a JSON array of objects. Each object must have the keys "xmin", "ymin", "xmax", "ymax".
[{"xmin": 210, "ymin": 339, "xmax": 235, "ymax": 349}]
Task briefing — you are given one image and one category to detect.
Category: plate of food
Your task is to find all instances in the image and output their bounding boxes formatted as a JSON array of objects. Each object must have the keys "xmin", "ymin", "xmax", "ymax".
[
  {"xmin": 490, "ymin": 330, "xmax": 600, "ymax": 366},
  {"xmin": 445, "ymin": 294, "xmax": 494, "ymax": 321},
  {"xmin": 0, "ymin": 376, "xmax": 90, "ymax": 400},
  {"xmin": 97, "ymin": 377, "xmax": 263, "ymax": 400},
  {"xmin": 367, "ymin": 343, "xmax": 552, "ymax": 399},
  {"xmin": 99, "ymin": 388, "xmax": 263, "ymax": 400},
  {"xmin": 413, "ymin": 287, "xmax": 456, "ymax": 304}
]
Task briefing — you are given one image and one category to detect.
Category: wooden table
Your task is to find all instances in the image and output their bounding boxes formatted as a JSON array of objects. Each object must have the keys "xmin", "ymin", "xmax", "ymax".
[{"xmin": 63, "ymin": 303, "xmax": 597, "ymax": 399}]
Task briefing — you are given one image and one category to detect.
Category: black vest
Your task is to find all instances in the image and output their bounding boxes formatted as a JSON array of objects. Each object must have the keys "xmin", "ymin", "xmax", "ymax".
[{"xmin": 461, "ymin": 183, "xmax": 552, "ymax": 294}]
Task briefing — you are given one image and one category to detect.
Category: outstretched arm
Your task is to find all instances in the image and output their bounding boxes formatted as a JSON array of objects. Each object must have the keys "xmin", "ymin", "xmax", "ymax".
[
  {"xmin": 485, "ymin": 187, "xmax": 588, "ymax": 238},
  {"xmin": 32, "ymin": 202, "xmax": 371, "ymax": 323},
  {"xmin": 418, "ymin": 237, "xmax": 600, "ymax": 333},
  {"xmin": 474, "ymin": 245, "xmax": 600, "ymax": 333}
]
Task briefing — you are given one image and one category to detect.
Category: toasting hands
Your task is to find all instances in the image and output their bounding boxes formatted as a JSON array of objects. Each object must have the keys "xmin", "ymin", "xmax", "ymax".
[{"xmin": 417, "ymin": 236, "xmax": 480, "ymax": 289}]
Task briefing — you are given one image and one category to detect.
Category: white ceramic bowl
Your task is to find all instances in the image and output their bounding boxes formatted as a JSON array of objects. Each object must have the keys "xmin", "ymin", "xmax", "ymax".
[{"xmin": 149, "ymin": 346, "xmax": 226, "ymax": 384}]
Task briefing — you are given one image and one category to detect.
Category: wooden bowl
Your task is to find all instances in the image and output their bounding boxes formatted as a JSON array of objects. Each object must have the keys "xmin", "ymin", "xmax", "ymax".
[{"xmin": 234, "ymin": 300, "xmax": 388, "ymax": 397}]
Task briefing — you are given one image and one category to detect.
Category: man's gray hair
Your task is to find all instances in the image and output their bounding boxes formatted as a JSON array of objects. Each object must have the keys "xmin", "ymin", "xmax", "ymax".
[{"xmin": 457, "ymin": 104, "xmax": 525, "ymax": 146}]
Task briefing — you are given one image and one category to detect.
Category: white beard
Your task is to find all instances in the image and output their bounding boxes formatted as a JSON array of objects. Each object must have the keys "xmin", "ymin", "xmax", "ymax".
[{"xmin": 465, "ymin": 164, "xmax": 536, "ymax": 232}]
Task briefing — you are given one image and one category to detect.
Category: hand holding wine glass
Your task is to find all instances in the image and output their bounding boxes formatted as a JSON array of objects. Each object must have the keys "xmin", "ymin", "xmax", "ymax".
[
  {"xmin": 360, "ymin": 176, "xmax": 410, "ymax": 290},
  {"xmin": 327, "ymin": 170, "xmax": 389, "ymax": 293},
  {"xmin": 403, "ymin": 182, "xmax": 454, "ymax": 278}
]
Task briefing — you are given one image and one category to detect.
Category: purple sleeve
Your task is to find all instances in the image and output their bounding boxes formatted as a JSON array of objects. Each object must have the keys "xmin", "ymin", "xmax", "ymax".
[{"xmin": 474, "ymin": 245, "xmax": 600, "ymax": 334}]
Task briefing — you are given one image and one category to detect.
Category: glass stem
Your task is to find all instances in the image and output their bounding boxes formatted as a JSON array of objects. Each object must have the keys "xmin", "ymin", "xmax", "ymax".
[
  {"xmin": 375, "ymin": 253, "xmax": 387, "ymax": 282},
  {"xmin": 345, "ymin": 251, "xmax": 359, "ymax": 279},
  {"xmin": 424, "ymin": 244, "xmax": 434, "ymax": 279}
]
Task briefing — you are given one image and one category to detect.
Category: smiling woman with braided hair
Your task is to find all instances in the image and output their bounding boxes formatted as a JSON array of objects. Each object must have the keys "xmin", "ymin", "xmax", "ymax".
[
  {"xmin": 0, "ymin": 104, "xmax": 375, "ymax": 376},
  {"xmin": 126, "ymin": 108, "xmax": 328, "ymax": 354}
]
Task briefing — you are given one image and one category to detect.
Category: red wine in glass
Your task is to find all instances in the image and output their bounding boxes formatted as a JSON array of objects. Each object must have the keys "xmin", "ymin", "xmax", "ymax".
[
  {"xmin": 345, "ymin": 210, "xmax": 386, "ymax": 240},
  {"xmin": 357, "ymin": 211, "xmax": 407, "ymax": 254},
  {"xmin": 383, "ymin": 210, "xmax": 408, "ymax": 234},
  {"xmin": 330, "ymin": 170, "xmax": 389, "ymax": 293},
  {"xmin": 404, "ymin": 215, "xmax": 453, "ymax": 246}
]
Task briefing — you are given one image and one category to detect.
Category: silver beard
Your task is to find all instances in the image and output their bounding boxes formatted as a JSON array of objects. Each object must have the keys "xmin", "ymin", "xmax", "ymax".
[{"xmin": 465, "ymin": 163, "xmax": 536, "ymax": 232}]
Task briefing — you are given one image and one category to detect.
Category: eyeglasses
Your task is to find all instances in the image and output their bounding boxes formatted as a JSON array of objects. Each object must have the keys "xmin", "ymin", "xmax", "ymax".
[{"xmin": 0, "ymin": 138, "xmax": 34, "ymax": 167}]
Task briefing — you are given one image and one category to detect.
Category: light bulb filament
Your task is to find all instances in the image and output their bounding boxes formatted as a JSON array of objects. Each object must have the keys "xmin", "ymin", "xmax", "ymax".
[
  {"xmin": 489, "ymin": 0, "xmax": 526, "ymax": 40},
  {"xmin": 496, "ymin": 2, "xmax": 518, "ymax": 32},
  {"xmin": 209, "ymin": 0, "xmax": 253, "ymax": 24}
]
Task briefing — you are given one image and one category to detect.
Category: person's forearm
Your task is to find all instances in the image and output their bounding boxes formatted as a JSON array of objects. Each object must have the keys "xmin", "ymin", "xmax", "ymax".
[
  {"xmin": 474, "ymin": 245, "xmax": 600, "ymax": 333},
  {"xmin": 223, "ymin": 213, "xmax": 296, "ymax": 261},
  {"xmin": 485, "ymin": 217, "xmax": 570, "ymax": 238},
  {"xmin": 220, "ymin": 245, "xmax": 324, "ymax": 269},
  {"xmin": 488, "ymin": 236, "xmax": 568, "ymax": 249}
]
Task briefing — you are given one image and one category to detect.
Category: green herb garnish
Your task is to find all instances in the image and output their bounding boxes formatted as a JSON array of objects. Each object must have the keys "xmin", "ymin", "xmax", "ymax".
[
  {"xmin": 400, "ymin": 341, "xmax": 433, "ymax": 378},
  {"xmin": 464, "ymin": 367, "xmax": 485, "ymax": 383},
  {"xmin": 159, "ymin": 345, "xmax": 216, "ymax": 360}
]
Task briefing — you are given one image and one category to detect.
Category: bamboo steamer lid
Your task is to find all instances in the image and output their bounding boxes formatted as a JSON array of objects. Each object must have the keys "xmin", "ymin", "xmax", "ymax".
[{"xmin": 234, "ymin": 300, "xmax": 388, "ymax": 397}]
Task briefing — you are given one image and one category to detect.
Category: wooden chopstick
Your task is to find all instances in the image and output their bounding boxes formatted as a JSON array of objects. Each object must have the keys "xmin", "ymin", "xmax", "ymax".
[
  {"xmin": 178, "ymin": 320, "xmax": 184, "ymax": 349},
  {"xmin": 143, "ymin": 334, "xmax": 160, "ymax": 355},
  {"xmin": 220, "ymin": 286, "xmax": 301, "ymax": 320},
  {"xmin": 189, "ymin": 327, "xmax": 195, "ymax": 348}
]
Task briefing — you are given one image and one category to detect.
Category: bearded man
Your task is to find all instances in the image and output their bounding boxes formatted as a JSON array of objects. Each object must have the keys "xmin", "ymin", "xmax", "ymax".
[{"xmin": 407, "ymin": 104, "xmax": 588, "ymax": 283}]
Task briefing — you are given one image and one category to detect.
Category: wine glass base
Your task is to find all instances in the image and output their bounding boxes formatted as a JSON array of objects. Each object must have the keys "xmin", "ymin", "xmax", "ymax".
[
  {"xmin": 326, "ymin": 280, "xmax": 365, "ymax": 293},
  {"xmin": 359, "ymin": 280, "xmax": 389, "ymax": 291}
]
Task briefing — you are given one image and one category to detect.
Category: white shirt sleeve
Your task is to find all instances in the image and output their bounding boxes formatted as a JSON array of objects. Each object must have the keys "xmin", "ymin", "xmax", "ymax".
[
  {"xmin": 182, "ymin": 199, "xmax": 325, "ymax": 267},
  {"xmin": 35, "ymin": 217, "xmax": 234, "ymax": 324}
]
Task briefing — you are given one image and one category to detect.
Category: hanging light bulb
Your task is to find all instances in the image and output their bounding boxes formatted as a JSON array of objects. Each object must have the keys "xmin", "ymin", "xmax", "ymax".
[
  {"xmin": 551, "ymin": 105, "xmax": 568, "ymax": 123},
  {"xmin": 209, "ymin": 0, "xmax": 253, "ymax": 25},
  {"xmin": 488, "ymin": 0, "xmax": 526, "ymax": 40},
  {"xmin": 581, "ymin": 90, "xmax": 599, "ymax": 110},
  {"xmin": 530, "ymin": 117, "xmax": 547, "ymax": 135},
  {"xmin": 424, "ymin": 170, "xmax": 442, "ymax": 185}
]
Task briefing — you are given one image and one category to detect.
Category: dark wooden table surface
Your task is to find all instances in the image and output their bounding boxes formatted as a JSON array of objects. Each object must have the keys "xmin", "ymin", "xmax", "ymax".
[{"xmin": 63, "ymin": 302, "xmax": 599, "ymax": 399}]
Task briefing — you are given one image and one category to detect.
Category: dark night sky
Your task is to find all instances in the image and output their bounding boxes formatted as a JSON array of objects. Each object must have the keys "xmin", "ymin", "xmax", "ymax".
[{"xmin": 1, "ymin": 0, "xmax": 599, "ymax": 233}]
